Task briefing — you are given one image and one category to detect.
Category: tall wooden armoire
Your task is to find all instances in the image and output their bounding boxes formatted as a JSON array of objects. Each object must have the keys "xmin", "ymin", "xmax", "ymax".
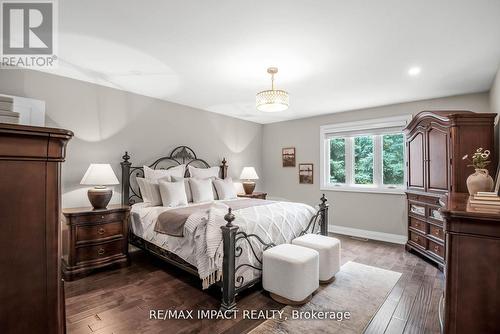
[
  {"xmin": 0, "ymin": 123, "xmax": 73, "ymax": 334},
  {"xmin": 403, "ymin": 111, "xmax": 496, "ymax": 267}
]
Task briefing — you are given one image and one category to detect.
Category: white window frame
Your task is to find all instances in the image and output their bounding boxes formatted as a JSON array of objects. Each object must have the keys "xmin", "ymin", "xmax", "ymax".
[{"xmin": 320, "ymin": 115, "xmax": 411, "ymax": 195}]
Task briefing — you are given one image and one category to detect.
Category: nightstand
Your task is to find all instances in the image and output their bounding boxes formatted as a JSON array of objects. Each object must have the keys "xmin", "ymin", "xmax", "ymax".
[
  {"xmin": 61, "ymin": 204, "xmax": 130, "ymax": 281},
  {"xmin": 237, "ymin": 192, "xmax": 267, "ymax": 200}
]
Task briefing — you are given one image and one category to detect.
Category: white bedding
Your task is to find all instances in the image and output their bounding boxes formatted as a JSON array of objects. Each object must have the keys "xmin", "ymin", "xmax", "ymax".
[{"xmin": 130, "ymin": 199, "xmax": 317, "ymax": 287}]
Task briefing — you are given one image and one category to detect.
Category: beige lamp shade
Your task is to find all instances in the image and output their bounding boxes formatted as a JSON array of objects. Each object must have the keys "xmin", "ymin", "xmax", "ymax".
[
  {"xmin": 80, "ymin": 164, "xmax": 119, "ymax": 186},
  {"xmin": 240, "ymin": 167, "xmax": 259, "ymax": 180}
]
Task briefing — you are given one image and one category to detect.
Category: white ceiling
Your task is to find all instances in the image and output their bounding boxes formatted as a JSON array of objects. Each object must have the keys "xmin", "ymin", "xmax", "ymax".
[{"xmin": 39, "ymin": 0, "xmax": 500, "ymax": 124}]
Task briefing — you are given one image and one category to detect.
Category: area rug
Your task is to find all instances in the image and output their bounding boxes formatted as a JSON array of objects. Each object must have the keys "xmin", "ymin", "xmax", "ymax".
[{"xmin": 249, "ymin": 261, "xmax": 401, "ymax": 334}]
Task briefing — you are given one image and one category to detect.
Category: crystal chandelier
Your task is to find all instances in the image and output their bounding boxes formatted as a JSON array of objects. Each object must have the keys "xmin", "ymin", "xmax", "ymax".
[{"xmin": 256, "ymin": 67, "xmax": 289, "ymax": 112}]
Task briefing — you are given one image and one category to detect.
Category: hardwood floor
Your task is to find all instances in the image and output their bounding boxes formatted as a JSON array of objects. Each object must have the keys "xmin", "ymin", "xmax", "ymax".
[{"xmin": 65, "ymin": 234, "xmax": 443, "ymax": 334}]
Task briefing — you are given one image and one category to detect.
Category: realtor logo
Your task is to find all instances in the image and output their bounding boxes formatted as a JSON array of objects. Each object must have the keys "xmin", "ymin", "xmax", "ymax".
[{"xmin": 1, "ymin": 0, "xmax": 57, "ymax": 68}]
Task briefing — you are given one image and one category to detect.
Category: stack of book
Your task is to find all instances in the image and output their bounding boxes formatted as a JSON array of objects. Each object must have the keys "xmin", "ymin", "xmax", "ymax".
[
  {"xmin": 469, "ymin": 192, "xmax": 500, "ymax": 211},
  {"xmin": 0, "ymin": 95, "xmax": 18, "ymax": 124}
]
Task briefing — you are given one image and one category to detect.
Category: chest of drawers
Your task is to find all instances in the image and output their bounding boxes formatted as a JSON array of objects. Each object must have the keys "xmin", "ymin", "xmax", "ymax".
[{"xmin": 406, "ymin": 192, "xmax": 445, "ymax": 268}]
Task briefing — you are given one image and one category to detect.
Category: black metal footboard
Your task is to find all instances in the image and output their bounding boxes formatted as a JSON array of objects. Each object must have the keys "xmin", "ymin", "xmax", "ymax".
[{"xmin": 219, "ymin": 194, "xmax": 329, "ymax": 311}]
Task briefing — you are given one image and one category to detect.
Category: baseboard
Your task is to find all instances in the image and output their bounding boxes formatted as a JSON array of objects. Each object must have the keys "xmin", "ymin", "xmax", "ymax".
[{"xmin": 329, "ymin": 224, "xmax": 407, "ymax": 245}]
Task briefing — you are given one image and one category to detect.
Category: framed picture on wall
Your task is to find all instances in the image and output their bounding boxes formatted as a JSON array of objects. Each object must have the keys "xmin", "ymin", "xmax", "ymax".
[
  {"xmin": 282, "ymin": 147, "xmax": 296, "ymax": 167},
  {"xmin": 299, "ymin": 163, "xmax": 314, "ymax": 184}
]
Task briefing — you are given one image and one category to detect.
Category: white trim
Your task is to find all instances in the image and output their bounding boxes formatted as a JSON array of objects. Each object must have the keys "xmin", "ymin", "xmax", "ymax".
[
  {"xmin": 329, "ymin": 225, "xmax": 407, "ymax": 244},
  {"xmin": 320, "ymin": 115, "xmax": 411, "ymax": 134},
  {"xmin": 320, "ymin": 186, "xmax": 405, "ymax": 195}
]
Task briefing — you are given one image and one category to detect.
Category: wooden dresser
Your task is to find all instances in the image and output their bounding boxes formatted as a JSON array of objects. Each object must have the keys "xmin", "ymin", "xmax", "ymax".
[
  {"xmin": 403, "ymin": 111, "xmax": 496, "ymax": 268},
  {"xmin": 439, "ymin": 193, "xmax": 500, "ymax": 334},
  {"xmin": 62, "ymin": 205, "xmax": 130, "ymax": 280},
  {"xmin": 0, "ymin": 123, "xmax": 72, "ymax": 334}
]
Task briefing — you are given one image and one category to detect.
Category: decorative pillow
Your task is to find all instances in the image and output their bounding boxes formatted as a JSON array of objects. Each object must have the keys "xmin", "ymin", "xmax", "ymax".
[
  {"xmin": 143, "ymin": 164, "xmax": 185, "ymax": 181},
  {"xmin": 213, "ymin": 177, "xmax": 237, "ymax": 200},
  {"xmin": 171, "ymin": 176, "xmax": 193, "ymax": 203},
  {"xmin": 158, "ymin": 180, "xmax": 188, "ymax": 207},
  {"xmin": 189, "ymin": 178, "xmax": 215, "ymax": 203},
  {"xmin": 188, "ymin": 165, "xmax": 220, "ymax": 179},
  {"xmin": 136, "ymin": 177, "xmax": 163, "ymax": 206}
]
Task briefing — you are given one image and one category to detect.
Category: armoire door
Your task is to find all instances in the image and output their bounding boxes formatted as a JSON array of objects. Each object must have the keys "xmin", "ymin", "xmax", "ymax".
[
  {"xmin": 426, "ymin": 126, "xmax": 449, "ymax": 193},
  {"xmin": 407, "ymin": 130, "xmax": 425, "ymax": 191}
]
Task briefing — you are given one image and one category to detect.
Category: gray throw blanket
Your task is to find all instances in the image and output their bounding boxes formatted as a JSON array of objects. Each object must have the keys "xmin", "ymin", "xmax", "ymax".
[{"xmin": 154, "ymin": 199, "xmax": 273, "ymax": 237}]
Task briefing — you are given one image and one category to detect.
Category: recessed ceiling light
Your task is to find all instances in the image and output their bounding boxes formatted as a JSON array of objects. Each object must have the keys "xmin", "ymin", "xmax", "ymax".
[{"xmin": 408, "ymin": 66, "xmax": 421, "ymax": 77}]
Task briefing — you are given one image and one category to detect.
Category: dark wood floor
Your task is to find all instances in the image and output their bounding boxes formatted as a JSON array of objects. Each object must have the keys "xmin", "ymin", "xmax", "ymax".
[{"xmin": 65, "ymin": 234, "xmax": 443, "ymax": 334}]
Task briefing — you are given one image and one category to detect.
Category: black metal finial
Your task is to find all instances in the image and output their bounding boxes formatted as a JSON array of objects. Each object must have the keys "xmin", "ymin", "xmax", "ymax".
[
  {"xmin": 320, "ymin": 194, "xmax": 327, "ymax": 205},
  {"xmin": 222, "ymin": 157, "xmax": 227, "ymax": 165},
  {"xmin": 122, "ymin": 151, "xmax": 130, "ymax": 162},
  {"xmin": 224, "ymin": 208, "xmax": 235, "ymax": 227}
]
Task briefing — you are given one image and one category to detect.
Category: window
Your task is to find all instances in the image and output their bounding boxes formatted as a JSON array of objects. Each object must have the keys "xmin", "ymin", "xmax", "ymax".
[
  {"xmin": 329, "ymin": 138, "xmax": 345, "ymax": 183},
  {"xmin": 354, "ymin": 136, "xmax": 373, "ymax": 184},
  {"xmin": 320, "ymin": 116, "xmax": 409, "ymax": 194}
]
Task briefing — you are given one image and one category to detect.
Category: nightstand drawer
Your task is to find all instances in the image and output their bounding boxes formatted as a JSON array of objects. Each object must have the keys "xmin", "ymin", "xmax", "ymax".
[
  {"xmin": 73, "ymin": 212, "xmax": 124, "ymax": 224},
  {"xmin": 76, "ymin": 240, "xmax": 123, "ymax": 263},
  {"xmin": 76, "ymin": 221, "xmax": 123, "ymax": 243}
]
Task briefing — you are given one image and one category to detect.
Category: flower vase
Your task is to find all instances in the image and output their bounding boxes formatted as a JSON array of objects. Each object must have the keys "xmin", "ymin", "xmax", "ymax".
[{"xmin": 466, "ymin": 169, "xmax": 494, "ymax": 195}]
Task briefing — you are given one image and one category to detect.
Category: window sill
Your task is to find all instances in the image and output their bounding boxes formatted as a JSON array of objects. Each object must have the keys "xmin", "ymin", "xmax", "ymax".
[{"xmin": 320, "ymin": 186, "xmax": 406, "ymax": 195}]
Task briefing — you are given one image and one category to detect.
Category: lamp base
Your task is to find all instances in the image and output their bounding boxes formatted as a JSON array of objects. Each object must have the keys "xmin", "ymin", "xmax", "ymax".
[
  {"xmin": 242, "ymin": 181, "xmax": 256, "ymax": 195},
  {"xmin": 88, "ymin": 187, "xmax": 113, "ymax": 210}
]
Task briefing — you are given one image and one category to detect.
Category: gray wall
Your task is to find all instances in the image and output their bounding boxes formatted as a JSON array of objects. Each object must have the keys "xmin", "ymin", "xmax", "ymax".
[
  {"xmin": 261, "ymin": 93, "xmax": 493, "ymax": 238},
  {"xmin": 0, "ymin": 69, "xmax": 263, "ymax": 208},
  {"xmin": 491, "ymin": 66, "xmax": 500, "ymax": 114}
]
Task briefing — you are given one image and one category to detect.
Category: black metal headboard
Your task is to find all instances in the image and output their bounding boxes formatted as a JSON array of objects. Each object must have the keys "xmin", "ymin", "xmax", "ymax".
[{"xmin": 120, "ymin": 146, "xmax": 228, "ymax": 205}]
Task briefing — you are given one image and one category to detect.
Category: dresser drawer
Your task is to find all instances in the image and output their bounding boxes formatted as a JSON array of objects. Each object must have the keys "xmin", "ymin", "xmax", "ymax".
[
  {"xmin": 428, "ymin": 207, "xmax": 444, "ymax": 222},
  {"xmin": 76, "ymin": 221, "xmax": 123, "ymax": 243},
  {"xmin": 428, "ymin": 240, "xmax": 444, "ymax": 259},
  {"xmin": 429, "ymin": 224, "xmax": 444, "ymax": 241},
  {"xmin": 409, "ymin": 203, "xmax": 426, "ymax": 217},
  {"xmin": 76, "ymin": 240, "xmax": 124, "ymax": 263},
  {"xmin": 409, "ymin": 231, "xmax": 427, "ymax": 248},
  {"xmin": 407, "ymin": 194, "xmax": 440, "ymax": 205},
  {"xmin": 409, "ymin": 217, "xmax": 427, "ymax": 233},
  {"xmin": 73, "ymin": 212, "xmax": 124, "ymax": 225}
]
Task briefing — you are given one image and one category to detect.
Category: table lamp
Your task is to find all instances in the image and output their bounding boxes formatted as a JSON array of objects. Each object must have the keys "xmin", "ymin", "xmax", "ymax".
[
  {"xmin": 80, "ymin": 164, "xmax": 119, "ymax": 209},
  {"xmin": 240, "ymin": 167, "xmax": 259, "ymax": 194}
]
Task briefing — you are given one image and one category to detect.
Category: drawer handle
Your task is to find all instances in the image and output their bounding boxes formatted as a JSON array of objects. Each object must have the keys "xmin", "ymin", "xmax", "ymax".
[
  {"xmin": 101, "ymin": 215, "xmax": 105, "ymax": 219},
  {"xmin": 97, "ymin": 248, "xmax": 105, "ymax": 255},
  {"xmin": 415, "ymin": 236, "xmax": 420, "ymax": 242},
  {"xmin": 434, "ymin": 246, "xmax": 440, "ymax": 252},
  {"xmin": 98, "ymin": 228, "xmax": 105, "ymax": 235}
]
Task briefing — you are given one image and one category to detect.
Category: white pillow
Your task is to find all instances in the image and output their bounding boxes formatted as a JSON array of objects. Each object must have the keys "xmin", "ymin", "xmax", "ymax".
[
  {"xmin": 143, "ymin": 164, "xmax": 185, "ymax": 181},
  {"xmin": 136, "ymin": 177, "xmax": 163, "ymax": 206},
  {"xmin": 158, "ymin": 180, "xmax": 188, "ymax": 207},
  {"xmin": 213, "ymin": 177, "xmax": 237, "ymax": 200},
  {"xmin": 171, "ymin": 176, "xmax": 193, "ymax": 203},
  {"xmin": 189, "ymin": 178, "xmax": 215, "ymax": 203},
  {"xmin": 188, "ymin": 165, "xmax": 220, "ymax": 179}
]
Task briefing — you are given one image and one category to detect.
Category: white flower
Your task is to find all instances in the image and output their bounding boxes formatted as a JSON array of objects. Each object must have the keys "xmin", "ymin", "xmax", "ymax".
[
  {"xmin": 484, "ymin": 150, "xmax": 490, "ymax": 156},
  {"xmin": 481, "ymin": 153, "xmax": 488, "ymax": 158},
  {"xmin": 477, "ymin": 148, "xmax": 483, "ymax": 152},
  {"xmin": 462, "ymin": 154, "xmax": 468, "ymax": 160}
]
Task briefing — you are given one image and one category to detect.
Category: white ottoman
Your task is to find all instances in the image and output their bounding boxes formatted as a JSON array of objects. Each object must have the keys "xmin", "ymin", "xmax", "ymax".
[
  {"xmin": 263, "ymin": 244, "xmax": 319, "ymax": 305},
  {"xmin": 292, "ymin": 234, "xmax": 340, "ymax": 283}
]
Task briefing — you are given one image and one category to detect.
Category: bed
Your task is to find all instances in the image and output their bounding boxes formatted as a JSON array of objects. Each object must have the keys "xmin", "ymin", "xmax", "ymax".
[{"xmin": 121, "ymin": 146, "xmax": 329, "ymax": 311}]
